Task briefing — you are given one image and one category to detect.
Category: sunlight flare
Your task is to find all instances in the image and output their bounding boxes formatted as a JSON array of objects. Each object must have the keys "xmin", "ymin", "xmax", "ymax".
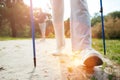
[
  {"xmin": 73, "ymin": 58, "xmax": 81, "ymax": 67},
  {"xmin": 23, "ymin": 0, "xmax": 51, "ymax": 12}
]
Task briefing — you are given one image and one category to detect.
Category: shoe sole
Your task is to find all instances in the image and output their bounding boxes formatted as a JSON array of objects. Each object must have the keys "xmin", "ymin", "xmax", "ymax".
[
  {"xmin": 84, "ymin": 56, "xmax": 103, "ymax": 67},
  {"xmin": 52, "ymin": 53, "xmax": 68, "ymax": 56},
  {"xmin": 52, "ymin": 53, "xmax": 63, "ymax": 56}
]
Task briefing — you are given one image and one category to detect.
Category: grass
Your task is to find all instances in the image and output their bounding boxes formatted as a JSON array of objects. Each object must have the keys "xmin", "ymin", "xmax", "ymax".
[
  {"xmin": 0, "ymin": 37, "xmax": 120, "ymax": 64},
  {"xmin": 0, "ymin": 37, "xmax": 30, "ymax": 41},
  {"xmin": 92, "ymin": 39, "xmax": 120, "ymax": 64}
]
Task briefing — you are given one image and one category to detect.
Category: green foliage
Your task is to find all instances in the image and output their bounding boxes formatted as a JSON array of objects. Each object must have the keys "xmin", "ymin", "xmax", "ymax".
[
  {"xmin": 108, "ymin": 74, "xmax": 114, "ymax": 80},
  {"xmin": 101, "ymin": 62, "xmax": 107, "ymax": 70},
  {"xmin": 0, "ymin": 1, "xmax": 31, "ymax": 37},
  {"xmin": 0, "ymin": 19, "xmax": 11, "ymax": 37},
  {"xmin": 92, "ymin": 11, "xmax": 120, "ymax": 39},
  {"xmin": 0, "ymin": 0, "xmax": 120, "ymax": 39},
  {"xmin": 91, "ymin": 76, "xmax": 97, "ymax": 80},
  {"xmin": 47, "ymin": 32, "xmax": 55, "ymax": 38},
  {"xmin": 0, "ymin": 37, "xmax": 30, "ymax": 41},
  {"xmin": 0, "ymin": 0, "xmax": 53, "ymax": 38},
  {"xmin": 91, "ymin": 13, "xmax": 101, "ymax": 26},
  {"xmin": 108, "ymin": 11, "xmax": 120, "ymax": 19}
]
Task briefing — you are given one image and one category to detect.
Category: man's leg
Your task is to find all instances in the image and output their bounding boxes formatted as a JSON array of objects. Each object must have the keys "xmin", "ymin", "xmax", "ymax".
[
  {"xmin": 70, "ymin": 0, "xmax": 103, "ymax": 67},
  {"xmin": 50, "ymin": 0, "xmax": 65, "ymax": 50},
  {"xmin": 39, "ymin": 22, "xmax": 46, "ymax": 40},
  {"xmin": 70, "ymin": 0, "xmax": 91, "ymax": 51}
]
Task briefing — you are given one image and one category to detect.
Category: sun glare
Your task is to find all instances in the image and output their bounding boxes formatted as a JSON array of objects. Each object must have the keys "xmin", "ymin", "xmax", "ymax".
[
  {"xmin": 73, "ymin": 59, "xmax": 80, "ymax": 67},
  {"xmin": 23, "ymin": 0, "xmax": 51, "ymax": 12}
]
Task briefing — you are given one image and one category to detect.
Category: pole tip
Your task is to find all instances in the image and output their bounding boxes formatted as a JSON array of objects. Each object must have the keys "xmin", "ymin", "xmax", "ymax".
[{"xmin": 34, "ymin": 58, "xmax": 36, "ymax": 67}]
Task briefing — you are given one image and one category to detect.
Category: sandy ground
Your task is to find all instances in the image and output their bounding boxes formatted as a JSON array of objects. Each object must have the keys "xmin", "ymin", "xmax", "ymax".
[{"xmin": 0, "ymin": 39, "xmax": 120, "ymax": 80}]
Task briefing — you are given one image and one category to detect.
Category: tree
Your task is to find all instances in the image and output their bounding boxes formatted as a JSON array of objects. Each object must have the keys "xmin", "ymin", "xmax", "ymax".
[
  {"xmin": 91, "ymin": 13, "xmax": 101, "ymax": 26},
  {"xmin": 108, "ymin": 11, "xmax": 120, "ymax": 19},
  {"xmin": 0, "ymin": 0, "xmax": 30, "ymax": 37},
  {"xmin": 92, "ymin": 11, "xmax": 120, "ymax": 39}
]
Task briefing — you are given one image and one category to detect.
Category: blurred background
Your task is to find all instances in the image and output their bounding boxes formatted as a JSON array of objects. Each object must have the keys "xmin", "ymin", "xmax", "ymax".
[{"xmin": 0, "ymin": 0, "xmax": 120, "ymax": 39}]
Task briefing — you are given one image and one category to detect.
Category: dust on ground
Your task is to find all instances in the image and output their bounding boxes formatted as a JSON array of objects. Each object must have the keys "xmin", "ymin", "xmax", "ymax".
[{"xmin": 0, "ymin": 39, "xmax": 120, "ymax": 80}]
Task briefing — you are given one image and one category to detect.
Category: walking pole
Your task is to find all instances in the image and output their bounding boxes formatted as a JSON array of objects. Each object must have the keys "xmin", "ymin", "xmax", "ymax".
[
  {"xmin": 100, "ymin": 0, "xmax": 106, "ymax": 55},
  {"xmin": 30, "ymin": 0, "xmax": 36, "ymax": 67}
]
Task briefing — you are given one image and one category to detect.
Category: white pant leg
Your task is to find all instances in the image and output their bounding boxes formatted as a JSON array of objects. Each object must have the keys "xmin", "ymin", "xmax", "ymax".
[
  {"xmin": 70, "ymin": 0, "xmax": 92, "ymax": 51},
  {"xmin": 39, "ymin": 22, "xmax": 46, "ymax": 39},
  {"xmin": 50, "ymin": 0, "xmax": 65, "ymax": 49}
]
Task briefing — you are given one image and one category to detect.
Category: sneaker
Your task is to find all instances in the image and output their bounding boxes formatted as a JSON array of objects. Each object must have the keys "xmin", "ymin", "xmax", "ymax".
[
  {"xmin": 40, "ymin": 38, "xmax": 45, "ymax": 42},
  {"xmin": 50, "ymin": 46, "xmax": 68, "ymax": 56},
  {"xmin": 78, "ymin": 48, "xmax": 103, "ymax": 67}
]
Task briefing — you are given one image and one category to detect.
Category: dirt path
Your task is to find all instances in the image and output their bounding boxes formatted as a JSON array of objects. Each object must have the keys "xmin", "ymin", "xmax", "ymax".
[{"xmin": 0, "ymin": 39, "xmax": 120, "ymax": 80}]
